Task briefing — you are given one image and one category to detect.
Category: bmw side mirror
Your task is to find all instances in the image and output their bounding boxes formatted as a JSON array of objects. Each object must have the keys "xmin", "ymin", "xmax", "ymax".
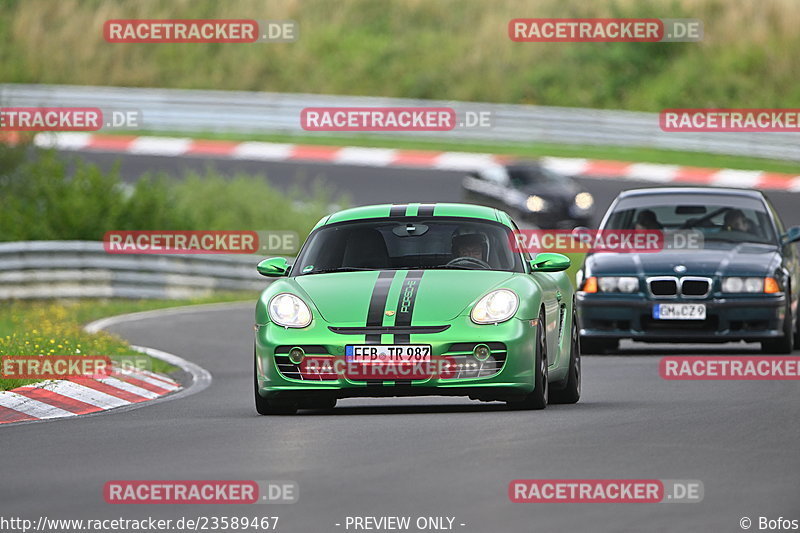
[
  {"xmin": 530, "ymin": 252, "xmax": 571, "ymax": 272},
  {"xmin": 257, "ymin": 257, "xmax": 290, "ymax": 277},
  {"xmin": 782, "ymin": 226, "xmax": 800, "ymax": 245}
]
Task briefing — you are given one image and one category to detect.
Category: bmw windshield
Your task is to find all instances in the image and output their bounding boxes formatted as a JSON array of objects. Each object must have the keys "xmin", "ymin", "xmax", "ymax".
[{"xmin": 602, "ymin": 194, "xmax": 777, "ymax": 246}]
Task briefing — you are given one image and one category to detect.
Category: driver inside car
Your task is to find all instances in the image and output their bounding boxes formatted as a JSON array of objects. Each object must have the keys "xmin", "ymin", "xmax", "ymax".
[
  {"xmin": 723, "ymin": 209, "xmax": 754, "ymax": 233},
  {"xmin": 451, "ymin": 233, "xmax": 489, "ymax": 262}
]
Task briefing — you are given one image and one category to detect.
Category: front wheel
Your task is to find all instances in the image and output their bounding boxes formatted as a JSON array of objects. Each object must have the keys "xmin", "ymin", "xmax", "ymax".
[
  {"xmin": 551, "ymin": 310, "xmax": 581, "ymax": 404},
  {"xmin": 507, "ymin": 310, "xmax": 548, "ymax": 410}
]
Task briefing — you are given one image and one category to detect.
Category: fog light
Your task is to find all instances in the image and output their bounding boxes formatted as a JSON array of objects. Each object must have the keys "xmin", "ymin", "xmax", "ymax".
[
  {"xmin": 473, "ymin": 344, "xmax": 491, "ymax": 361},
  {"xmin": 288, "ymin": 347, "xmax": 305, "ymax": 364}
]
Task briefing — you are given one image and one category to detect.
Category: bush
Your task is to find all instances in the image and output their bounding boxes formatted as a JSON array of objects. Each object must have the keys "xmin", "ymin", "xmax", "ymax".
[{"xmin": 0, "ymin": 144, "xmax": 345, "ymax": 241}]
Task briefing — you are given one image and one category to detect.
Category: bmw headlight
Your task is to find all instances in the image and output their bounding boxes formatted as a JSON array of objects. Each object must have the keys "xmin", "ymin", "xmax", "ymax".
[
  {"xmin": 597, "ymin": 276, "xmax": 639, "ymax": 293},
  {"xmin": 722, "ymin": 277, "xmax": 777, "ymax": 293},
  {"xmin": 471, "ymin": 289, "xmax": 519, "ymax": 324},
  {"xmin": 268, "ymin": 293, "xmax": 312, "ymax": 328},
  {"xmin": 574, "ymin": 192, "xmax": 594, "ymax": 210}
]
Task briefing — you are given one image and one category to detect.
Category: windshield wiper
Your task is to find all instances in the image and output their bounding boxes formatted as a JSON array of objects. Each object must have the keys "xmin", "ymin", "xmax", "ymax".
[
  {"xmin": 704, "ymin": 236, "xmax": 771, "ymax": 245},
  {"xmin": 425, "ymin": 265, "xmax": 490, "ymax": 270},
  {"xmin": 303, "ymin": 267, "xmax": 375, "ymax": 274}
]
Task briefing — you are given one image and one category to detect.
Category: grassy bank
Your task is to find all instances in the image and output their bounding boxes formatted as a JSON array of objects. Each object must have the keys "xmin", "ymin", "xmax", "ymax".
[
  {"xmin": 0, "ymin": 295, "xmax": 254, "ymax": 391},
  {"xmin": 2, "ymin": 0, "xmax": 799, "ymax": 110},
  {"xmin": 0, "ymin": 143, "xmax": 346, "ymax": 242}
]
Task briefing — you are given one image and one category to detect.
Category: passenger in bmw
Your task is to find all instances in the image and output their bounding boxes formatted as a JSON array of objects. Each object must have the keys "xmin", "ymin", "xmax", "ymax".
[
  {"xmin": 723, "ymin": 209, "xmax": 753, "ymax": 234},
  {"xmin": 634, "ymin": 209, "xmax": 663, "ymax": 230}
]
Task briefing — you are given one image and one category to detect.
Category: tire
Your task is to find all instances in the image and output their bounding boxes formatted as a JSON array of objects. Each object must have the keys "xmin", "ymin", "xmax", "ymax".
[
  {"xmin": 551, "ymin": 310, "xmax": 581, "ymax": 404},
  {"xmin": 794, "ymin": 297, "xmax": 800, "ymax": 347},
  {"xmin": 761, "ymin": 300, "xmax": 794, "ymax": 354},
  {"xmin": 507, "ymin": 310, "xmax": 548, "ymax": 410},
  {"xmin": 254, "ymin": 355, "xmax": 298, "ymax": 415},
  {"xmin": 580, "ymin": 337, "xmax": 618, "ymax": 355}
]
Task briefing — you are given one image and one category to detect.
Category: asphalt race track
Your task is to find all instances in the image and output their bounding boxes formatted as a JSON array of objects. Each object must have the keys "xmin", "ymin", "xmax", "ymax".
[
  {"xmin": 64, "ymin": 150, "xmax": 800, "ymax": 228},
  {"xmin": 2, "ymin": 150, "xmax": 799, "ymax": 532}
]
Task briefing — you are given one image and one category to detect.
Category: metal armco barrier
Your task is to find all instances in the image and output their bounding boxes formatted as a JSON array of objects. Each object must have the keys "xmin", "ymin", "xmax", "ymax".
[
  {"xmin": 0, "ymin": 241, "xmax": 269, "ymax": 299},
  {"xmin": 2, "ymin": 84, "xmax": 800, "ymax": 161}
]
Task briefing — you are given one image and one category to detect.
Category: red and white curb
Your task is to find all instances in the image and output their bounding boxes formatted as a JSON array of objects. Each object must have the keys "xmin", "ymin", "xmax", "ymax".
[
  {"xmin": 0, "ymin": 303, "xmax": 225, "ymax": 426},
  {"xmin": 31, "ymin": 132, "xmax": 800, "ymax": 192},
  {"xmin": 0, "ymin": 367, "xmax": 181, "ymax": 424}
]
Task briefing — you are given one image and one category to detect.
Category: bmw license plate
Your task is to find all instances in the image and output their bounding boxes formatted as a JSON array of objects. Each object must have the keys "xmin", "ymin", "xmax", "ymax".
[
  {"xmin": 345, "ymin": 345, "xmax": 431, "ymax": 363},
  {"xmin": 653, "ymin": 303, "xmax": 706, "ymax": 320}
]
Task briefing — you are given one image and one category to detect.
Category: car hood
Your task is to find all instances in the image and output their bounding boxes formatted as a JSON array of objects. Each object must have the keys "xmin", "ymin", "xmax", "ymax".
[
  {"xmin": 292, "ymin": 270, "xmax": 516, "ymax": 324},
  {"xmin": 585, "ymin": 242, "xmax": 782, "ymax": 278}
]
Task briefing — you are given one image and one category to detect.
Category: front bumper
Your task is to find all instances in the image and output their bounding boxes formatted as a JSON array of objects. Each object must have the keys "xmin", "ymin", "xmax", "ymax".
[
  {"xmin": 255, "ymin": 316, "xmax": 540, "ymax": 402},
  {"xmin": 577, "ymin": 293, "xmax": 786, "ymax": 342}
]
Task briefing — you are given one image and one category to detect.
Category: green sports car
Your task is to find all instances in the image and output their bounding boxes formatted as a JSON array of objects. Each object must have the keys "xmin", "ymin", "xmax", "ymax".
[{"xmin": 254, "ymin": 203, "xmax": 580, "ymax": 414}]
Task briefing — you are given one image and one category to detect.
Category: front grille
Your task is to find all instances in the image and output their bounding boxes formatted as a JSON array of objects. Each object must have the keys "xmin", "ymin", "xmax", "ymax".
[
  {"xmin": 647, "ymin": 276, "xmax": 712, "ymax": 298},
  {"xmin": 274, "ymin": 345, "xmax": 337, "ymax": 381},
  {"xmin": 729, "ymin": 320, "xmax": 770, "ymax": 332},
  {"xmin": 328, "ymin": 325, "xmax": 450, "ymax": 335},
  {"xmin": 440, "ymin": 342, "xmax": 507, "ymax": 380},
  {"xmin": 649, "ymin": 278, "xmax": 678, "ymax": 296},
  {"xmin": 680, "ymin": 277, "xmax": 711, "ymax": 298},
  {"xmin": 274, "ymin": 343, "xmax": 508, "ymax": 382}
]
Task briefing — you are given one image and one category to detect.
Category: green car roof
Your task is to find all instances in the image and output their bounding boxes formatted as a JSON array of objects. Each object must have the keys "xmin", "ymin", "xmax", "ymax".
[{"xmin": 314, "ymin": 203, "xmax": 512, "ymax": 230}]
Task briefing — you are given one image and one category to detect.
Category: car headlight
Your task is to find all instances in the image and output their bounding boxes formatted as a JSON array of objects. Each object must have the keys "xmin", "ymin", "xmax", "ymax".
[
  {"xmin": 471, "ymin": 289, "xmax": 519, "ymax": 324},
  {"xmin": 597, "ymin": 276, "xmax": 639, "ymax": 293},
  {"xmin": 722, "ymin": 277, "xmax": 779, "ymax": 294},
  {"xmin": 526, "ymin": 195, "xmax": 548, "ymax": 212},
  {"xmin": 268, "ymin": 293, "xmax": 312, "ymax": 328},
  {"xmin": 574, "ymin": 192, "xmax": 594, "ymax": 210}
]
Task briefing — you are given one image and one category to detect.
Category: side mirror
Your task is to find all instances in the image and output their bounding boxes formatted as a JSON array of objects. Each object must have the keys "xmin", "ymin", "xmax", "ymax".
[
  {"xmin": 530, "ymin": 252, "xmax": 571, "ymax": 272},
  {"xmin": 257, "ymin": 257, "xmax": 290, "ymax": 277},
  {"xmin": 782, "ymin": 226, "xmax": 800, "ymax": 245}
]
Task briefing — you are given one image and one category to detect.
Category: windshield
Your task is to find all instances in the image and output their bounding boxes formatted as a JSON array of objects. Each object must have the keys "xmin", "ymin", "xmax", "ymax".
[
  {"xmin": 507, "ymin": 166, "xmax": 563, "ymax": 187},
  {"xmin": 603, "ymin": 198, "xmax": 777, "ymax": 245},
  {"xmin": 292, "ymin": 217, "xmax": 524, "ymax": 275}
]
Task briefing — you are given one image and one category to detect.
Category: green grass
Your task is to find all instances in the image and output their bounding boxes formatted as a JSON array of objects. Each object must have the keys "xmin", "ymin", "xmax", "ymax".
[
  {"xmin": 123, "ymin": 129, "xmax": 800, "ymax": 175},
  {"xmin": 564, "ymin": 253, "xmax": 585, "ymax": 289},
  {"xmin": 0, "ymin": 144, "xmax": 348, "ymax": 242},
  {"xmin": 0, "ymin": 294, "xmax": 254, "ymax": 391},
  {"xmin": 2, "ymin": 0, "xmax": 800, "ymax": 111}
]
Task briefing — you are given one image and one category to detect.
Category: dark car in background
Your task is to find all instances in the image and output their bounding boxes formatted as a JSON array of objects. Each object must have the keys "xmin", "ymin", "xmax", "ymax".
[
  {"xmin": 576, "ymin": 187, "xmax": 800, "ymax": 354},
  {"xmin": 463, "ymin": 160, "xmax": 595, "ymax": 229}
]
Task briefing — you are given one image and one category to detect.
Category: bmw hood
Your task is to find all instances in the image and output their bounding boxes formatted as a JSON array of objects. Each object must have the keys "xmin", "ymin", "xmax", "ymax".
[
  {"xmin": 585, "ymin": 243, "xmax": 782, "ymax": 278},
  {"xmin": 291, "ymin": 270, "xmax": 516, "ymax": 324}
]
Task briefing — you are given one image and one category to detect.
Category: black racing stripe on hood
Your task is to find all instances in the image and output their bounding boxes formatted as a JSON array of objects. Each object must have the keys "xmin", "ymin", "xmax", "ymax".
[
  {"xmin": 365, "ymin": 271, "xmax": 396, "ymax": 343},
  {"xmin": 417, "ymin": 203, "xmax": 436, "ymax": 217},
  {"xmin": 390, "ymin": 204, "xmax": 408, "ymax": 217},
  {"xmin": 392, "ymin": 270, "xmax": 425, "ymax": 343}
]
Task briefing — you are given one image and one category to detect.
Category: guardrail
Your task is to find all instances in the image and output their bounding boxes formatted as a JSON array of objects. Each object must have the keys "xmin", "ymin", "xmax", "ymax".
[
  {"xmin": 0, "ymin": 241, "xmax": 268, "ymax": 299},
  {"xmin": 2, "ymin": 84, "xmax": 800, "ymax": 161}
]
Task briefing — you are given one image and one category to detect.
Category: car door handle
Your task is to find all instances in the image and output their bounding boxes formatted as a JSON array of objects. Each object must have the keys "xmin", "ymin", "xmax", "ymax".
[{"xmin": 556, "ymin": 290, "xmax": 562, "ymax": 302}]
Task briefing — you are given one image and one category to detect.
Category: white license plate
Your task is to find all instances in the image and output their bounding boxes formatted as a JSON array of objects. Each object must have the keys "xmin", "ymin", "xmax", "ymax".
[
  {"xmin": 653, "ymin": 303, "xmax": 706, "ymax": 320},
  {"xmin": 345, "ymin": 344, "xmax": 432, "ymax": 363}
]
